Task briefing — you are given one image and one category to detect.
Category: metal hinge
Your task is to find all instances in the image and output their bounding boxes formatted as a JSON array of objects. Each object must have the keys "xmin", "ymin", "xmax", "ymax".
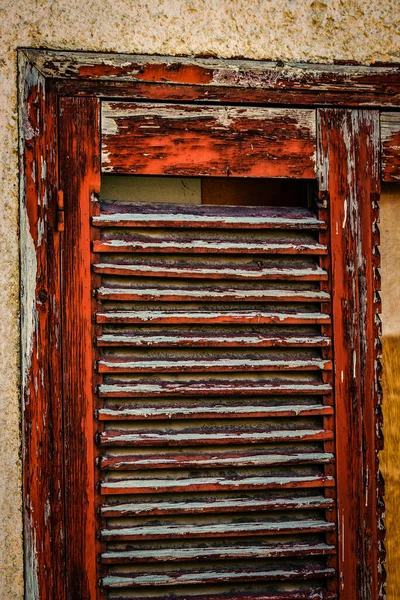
[{"xmin": 57, "ymin": 190, "xmax": 65, "ymax": 232}]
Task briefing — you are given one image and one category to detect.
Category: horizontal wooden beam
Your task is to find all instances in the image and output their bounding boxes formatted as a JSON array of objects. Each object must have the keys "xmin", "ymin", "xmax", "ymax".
[
  {"xmin": 102, "ymin": 102, "xmax": 316, "ymax": 177},
  {"xmin": 23, "ymin": 49, "xmax": 400, "ymax": 109}
]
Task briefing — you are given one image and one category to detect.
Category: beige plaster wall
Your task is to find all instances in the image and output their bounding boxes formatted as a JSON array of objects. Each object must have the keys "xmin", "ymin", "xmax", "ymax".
[{"xmin": 1, "ymin": 1, "xmax": 400, "ymax": 598}]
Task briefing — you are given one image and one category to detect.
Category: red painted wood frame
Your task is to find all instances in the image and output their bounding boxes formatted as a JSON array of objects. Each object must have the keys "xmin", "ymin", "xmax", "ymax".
[{"xmin": 19, "ymin": 48, "xmax": 397, "ymax": 600}]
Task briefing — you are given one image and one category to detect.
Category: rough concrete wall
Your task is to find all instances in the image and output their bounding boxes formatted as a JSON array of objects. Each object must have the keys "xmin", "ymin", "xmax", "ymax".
[{"xmin": 1, "ymin": 1, "xmax": 400, "ymax": 598}]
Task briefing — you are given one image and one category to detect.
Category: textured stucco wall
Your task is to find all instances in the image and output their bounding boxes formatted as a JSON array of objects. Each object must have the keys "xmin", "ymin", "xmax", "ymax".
[{"xmin": 1, "ymin": 1, "xmax": 400, "ymax": 598}]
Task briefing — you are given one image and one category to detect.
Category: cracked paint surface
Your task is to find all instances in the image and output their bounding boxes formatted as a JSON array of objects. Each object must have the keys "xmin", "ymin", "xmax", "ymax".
[{"xmin": 0, "ymin": 0, "xmax": 400, "ymax": 598}]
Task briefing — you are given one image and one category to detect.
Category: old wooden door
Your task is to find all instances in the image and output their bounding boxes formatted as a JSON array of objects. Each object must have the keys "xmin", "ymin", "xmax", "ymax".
[{"xmin": 56, "ymin": 96, "xmax": 382, "ymax": 600}]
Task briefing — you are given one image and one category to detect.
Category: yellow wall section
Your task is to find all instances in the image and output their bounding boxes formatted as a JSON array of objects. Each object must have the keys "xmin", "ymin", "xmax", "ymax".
[{"xmin": 380, "ymin": 184, "xmax": 400, "ymax": 600}]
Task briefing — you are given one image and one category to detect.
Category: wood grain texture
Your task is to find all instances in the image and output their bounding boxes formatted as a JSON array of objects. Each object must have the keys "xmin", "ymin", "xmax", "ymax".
[
  {"xmin": 19, "ymin": 56, "xmax": 66, "ymax": 600},
  {"xmin": 380, "ymin": 336, "xmax": 400, "ymax": 600},
  {"xmin": 317, "ymin": 108, "xmax": 383, "ymax": 599},
  {"xmin": 59, "ymin": 96, "xmax": 101, "ymax": 600},
  {"xmin": 23, "ymin": 49, "xmax": 400, "ymax": 108},
  {"xmin": 101, "ymin": 102, "xmax": 316, "ymax": 177},
  {"xmin": 381, "ymin": 113, "xmax": 400, "ymax": 182}
]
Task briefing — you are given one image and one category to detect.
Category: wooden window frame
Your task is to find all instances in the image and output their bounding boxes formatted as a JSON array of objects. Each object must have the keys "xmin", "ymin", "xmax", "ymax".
[{"xmin": 18, "ymin": 48, "xmax": 400, "ymax": 600}]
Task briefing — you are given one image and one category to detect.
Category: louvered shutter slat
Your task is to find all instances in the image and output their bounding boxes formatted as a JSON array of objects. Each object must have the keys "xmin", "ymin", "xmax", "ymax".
[
  {"xmin": 100, "ymin": 474, "xmax": 335, "ymax": 495},
  {"xmin": 93, "ymin": 233, "xmax": 328, "ymax": 255},
  {"xmin": 98, "ymin": 403, "xmax": 334, "ymax": 421},
  {"xmin": 93, "ymin": 199, "xmax": 337, "ymax": 598},
  {"xmin": 100, "ymin": 494, "xmax": 335, "ymax": 517},
  {"xmin": 92, "ymin": 202, "xmax": 326, "ymax": 229},
  {"xmin": 96, "ymin": 309, "xmax": 331, "ymax": 325},
  {"xmin": 96, "ymin": 330, "xmax": 331, "ymax": 348}
]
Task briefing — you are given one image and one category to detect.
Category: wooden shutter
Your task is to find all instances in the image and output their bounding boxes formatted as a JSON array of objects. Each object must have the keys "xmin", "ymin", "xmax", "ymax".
[
  {"xmin": 91, "ymin": 195, "xmax": 337, "ymax": 599},
  {"xmin": 59, "ymin": 98, "xmax": 382, "ymax": 600}
]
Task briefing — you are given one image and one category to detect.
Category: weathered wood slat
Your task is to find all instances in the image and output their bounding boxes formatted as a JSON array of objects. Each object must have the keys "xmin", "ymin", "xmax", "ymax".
[
  {"xmin": 93, "ymin": 202, "xmax": 326, "ymax": 229},
  {"xmin": 100, "ymin": 494, "xmax": 335, "ymax": 517},
  {"xmin": 105, "ymin": 591, "xmax": 337, "ymax": 600},
  {"xmin": 101, "ymin": 519, "xmax": 336, "ymax": 541},
  {"xmin": 97, "ymin": 403, "xmax": 334, "ymax": 421},
  {"xmin": 97, "ymin": 285, "xmax": 330, "ymax": 303},
  {"xmin": 101, "ymin": 541, "xmax": 336, "ymax": 564},
  {"xmin": 101, "ymin": 103, "xmax": 316, "ymax": 178},
  {"xmin": 101, "ymin": 564, "xmax": 335, "ymax": 588},
  {"xmin": 106, "ymin": 590, "xmax": 337, "ymax": 600},
  {"xmin": 98, "ymin": 379, "xmax": 332, "ymax": 398},
  {"xmin": 96, "ymin": 310, "xmax": 331, "ymax": 326},
  {"xmin": 98, "ymin": 355, "xmax": 332, "ymax": 374},
  {"xmin": 101, "ymin": 473, "xmax": 335, "ymax": 494},
  {"xmin": 93, "ymin": 234, "xmax": 328, "ymax": 255},
  {"xmin": 96, "ymin": 330, "xmax": 331, "ymax": 348},
  {"xmin": 93, "ymin": 260, "xmax": 328, "ymax": 281},
  {"xmin": 98, "ymin": 427, "xmax": 333, "ymax": 447},
  {"xmin": 100, "ymin": 450, "xmax": 334, "ymax": 470}
]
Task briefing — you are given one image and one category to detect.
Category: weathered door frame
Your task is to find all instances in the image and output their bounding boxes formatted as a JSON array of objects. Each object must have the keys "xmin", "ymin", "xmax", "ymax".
[{"xmin": 19, "ymin": 48, "xmax": 400, "ymax": 600}]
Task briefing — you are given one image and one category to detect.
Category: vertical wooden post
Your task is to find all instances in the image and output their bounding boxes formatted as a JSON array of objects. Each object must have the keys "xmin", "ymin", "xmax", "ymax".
[
  {"xmin": 317, "ymin": 108, "xmax": 384, "ymax": 599},
  {"xmin": 59, "ymin": 96, "xmax": 101, "ymax": 600},
  {"xmin": 19, "ymin": 55, "xmax": 66, "ymax": 600}
]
